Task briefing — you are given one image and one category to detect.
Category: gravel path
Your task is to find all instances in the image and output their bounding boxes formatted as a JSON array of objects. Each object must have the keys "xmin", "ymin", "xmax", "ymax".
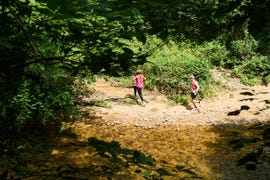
[{"xmin": 79, "ymin": 75, "xmax": 270, "ymax": 128}]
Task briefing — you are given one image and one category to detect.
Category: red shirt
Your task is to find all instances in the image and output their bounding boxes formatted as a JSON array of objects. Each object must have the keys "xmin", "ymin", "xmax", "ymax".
[{"xmin": 191, "ymin": 80, "xmax": 199, "ymax": 91}]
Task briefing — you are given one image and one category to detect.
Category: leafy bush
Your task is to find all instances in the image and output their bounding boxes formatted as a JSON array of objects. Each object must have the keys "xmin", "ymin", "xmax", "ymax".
[
  {"xmin": 10, "ymin": 79, "xmax": 39, "ymax": 131},
  {"xmin": 227, "ymin": 25, "xmax": 259, "ymax": 67},
  {"xmin": 144, "ymin": 39, "xmax": 212, "ymax": 96},
  {"xmin": 234, "ymin": 56, "xmax": 270, "ymax": 85},
  {"xmin": 230, "ymin": 36, "xmax": 258, "ymax": 60},
  {"xmin": 197, "ymin": 40, "xmax": 229, "ymax": 67},
  {"xmin": 170, "ymin": 95, "xmax": 190, "ymax": 106},
  {"xmin": 0, "ymin": 64, "xmax": 82, "ymax": 135},
  {"xmin": 116, "ymin": 37, "xmax": 219, "ymax": 104}
]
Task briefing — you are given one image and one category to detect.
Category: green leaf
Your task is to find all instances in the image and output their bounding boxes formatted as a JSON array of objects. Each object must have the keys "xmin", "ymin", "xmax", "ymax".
[
  {"xmin": 140, "ymin": 170, "xmax": 152, "ymax": 177},
  {"xmin": 46, "ymin": 0, "xmax": 61, "ymax": 10},
  {"xmin": 0, "ymin": 40, "xmax": 13, "ymax": 49}
]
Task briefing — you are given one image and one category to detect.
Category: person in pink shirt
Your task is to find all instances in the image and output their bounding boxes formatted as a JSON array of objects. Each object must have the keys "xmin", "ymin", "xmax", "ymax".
[{"xmin": 133, "ymin": 69, "xmax": 147, "ymax": 107}]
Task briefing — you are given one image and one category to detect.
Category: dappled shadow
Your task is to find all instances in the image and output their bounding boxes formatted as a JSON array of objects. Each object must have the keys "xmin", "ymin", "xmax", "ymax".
[
  {"xmin": 79, "ymin": 109, "xmax": 103, "ymax": 123},
  {"xmin": 3, "ymin": 119, "xmax": 270, "ymax": 179},
  {"xmin": 240, "ymin": 105, "xmax": 250, "ymax": 110},
  {"xmin": 256, "ymin": 92, "xmax": 269, "ymax": 95},
  {"xmin": 125, "ymin": 93, "xmax": 136, "ymax": 99},
  {"xmin": 263, "ymin": 100, "xmax": 270, "ymax": 104},
  {"xmin": 259, "ymin": 105, "xmax": 270, "ymax": 112},
  {"xmin": 0, "ymin": 129, "xmax": 200, "ymax": 179},
  {"xmin": 87, "ymin": 137, "xmax": 200, "ymax": 179},
  {"xmin": 184, "ymin": 104, "xmax": 194, "ymax": 110},
  {"xmin": 227, "ymin": 105, "xmax": 250, "ymax": 116},
  {"xmin": 88, "ymin": 137, "xmax": 155, "ymax": 167},
  {"xmin": 240, "ymin": 91, "xmax": 255, "ymax": 96},
  {"xmin": 235, "ymin": 90, "xmax": 270, "ymax": 116},
  {"xmin": 240, "ymin": 98, "xmax": 256, "ymax": 101},
  {"xmin": 207, "ymin": 123, "xmax": 270, "ymax": 178},
  {"xmin": 227, "ymin": 109, "xmax": 241, "ymax": 116},
  {"xmin": 229, "ymin": 123, "xmax": 270, "ymax": 171}
]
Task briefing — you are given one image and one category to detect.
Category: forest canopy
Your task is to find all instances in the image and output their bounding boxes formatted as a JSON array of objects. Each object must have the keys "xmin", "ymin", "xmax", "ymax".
[{"xmin": 0, "ymin": 0, "xmax": 269, "ymax": 135}]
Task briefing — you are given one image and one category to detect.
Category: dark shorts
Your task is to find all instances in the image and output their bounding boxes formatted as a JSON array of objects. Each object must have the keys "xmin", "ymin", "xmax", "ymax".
[{"xmin": 191, "ymin": 92, "xmax": 197, "ymax": 99}]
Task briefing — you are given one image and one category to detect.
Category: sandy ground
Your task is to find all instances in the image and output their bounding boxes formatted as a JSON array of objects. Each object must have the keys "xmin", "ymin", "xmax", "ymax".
[{"xmin": 79, "ymin": 74, "xmax": 270, "ymax": 128}]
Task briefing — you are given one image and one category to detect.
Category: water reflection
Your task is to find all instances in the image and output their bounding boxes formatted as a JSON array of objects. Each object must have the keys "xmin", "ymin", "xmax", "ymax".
[{"xmin": 1, "ymin": 123, "xmax": 270, "ymax": 179}]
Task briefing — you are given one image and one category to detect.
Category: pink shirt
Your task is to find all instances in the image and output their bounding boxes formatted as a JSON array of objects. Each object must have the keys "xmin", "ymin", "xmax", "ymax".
[{"xmin": 135, "ymin": 75, "xmax": 144, "ymax": 88}]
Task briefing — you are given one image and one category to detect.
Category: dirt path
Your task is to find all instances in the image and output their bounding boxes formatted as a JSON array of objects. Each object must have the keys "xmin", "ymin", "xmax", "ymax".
[{"xmin": 79, "ymin": 76, "xmax": 270, "ymax": 128}]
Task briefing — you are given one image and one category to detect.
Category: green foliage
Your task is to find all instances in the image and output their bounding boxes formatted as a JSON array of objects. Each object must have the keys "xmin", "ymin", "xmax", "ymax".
[
  {"xmin": 170, "ymin": 95, "xmax": 189, "ymax": 106},
  {"xmin": 10, "ymin": 80, "xmax": 39, "ymax": 130},
  {"xmin": 176, "ymin": 0, "xmax": 252, "ymax": 42},
  {"xmin": 0, "ymin": 0, "xmax": 90, "ymax": 135},
  {"xmin": 1, "ymin": 0, "xmax": 270, "ymax": 136},
  {"xmin": 230, "ymin": 29, "xmax": 259, "ymax": 61},
  {"xmin": 116, "ymin": 37, "xmax": 227, "ymax": 104},
  {"xmin": 196, "ymin": 40, "xmax": 229, "ymax": 67},
  {"xmin": 140, "ymin": 170, "xmax": 152, "ymax": 177},
  {"xmin": 59, "ymin": 122, "xmax": 67, "ymax": 133},
  {"xmin": 94, "ymin": 98, "xmax": 109, "ymax": 108},
  {"xmin": 114, "ymin": 76, "xmax": 133, "ymax": 87},
  {"xmin": 3, "ymin": 64, "xmax": 80, "ymax": 134},
  {"xmin": 143, "ymin": 39, "xmax": 212, "ymax": 98},
  {"xmin": 234, "ymin": 56, "xmax": 270, "ymax": 85}
]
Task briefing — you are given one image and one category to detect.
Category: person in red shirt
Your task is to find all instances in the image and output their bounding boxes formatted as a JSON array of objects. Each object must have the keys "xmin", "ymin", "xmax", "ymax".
[{"xmin": 189, "ymin": 75, "xmax": 201, "ymax": 110}]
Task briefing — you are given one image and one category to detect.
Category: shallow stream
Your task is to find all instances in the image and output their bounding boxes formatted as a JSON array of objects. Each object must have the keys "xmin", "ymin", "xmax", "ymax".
[{"xmin": 1, "ymin": 123, "xmax": 270, "ymax": 179}]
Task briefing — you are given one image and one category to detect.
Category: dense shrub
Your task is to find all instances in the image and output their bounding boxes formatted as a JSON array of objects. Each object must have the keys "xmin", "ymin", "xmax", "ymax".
[
  {"xmin": 117, "ymin": 35, "xmax": 268, "ymax": 105},
  {"xmin": 0, "ymin": 64, "xmax": 81, "ymax": 136},
  {"xmin": 195, "ymin": 40, "xmax": 229, "ymax": 67},
  {"xmin": 127, "ymin": 38, "xmax": 215, "ymax": 104},
  {"xmin": 234, "ymin": 56, "xmax": 270, "ymax": 85},
  {"xmin": 145, "ymin": 59, "xmax": 211, "ymax": 95},
  {"xmin": 226, "ymin": 27, "xmax": 260, "ymax": 68}
]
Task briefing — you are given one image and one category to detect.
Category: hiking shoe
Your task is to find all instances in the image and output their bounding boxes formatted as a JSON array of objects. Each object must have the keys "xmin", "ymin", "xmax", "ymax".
[{"xmin": 141, "ymin": 101, "xmax": 145, "ymax": 107}]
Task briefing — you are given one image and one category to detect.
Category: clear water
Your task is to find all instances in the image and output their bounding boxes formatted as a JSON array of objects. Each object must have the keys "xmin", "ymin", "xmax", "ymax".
[{"xmin": 1, "ymin": 123, "xmax": 270, "ymax": 179}]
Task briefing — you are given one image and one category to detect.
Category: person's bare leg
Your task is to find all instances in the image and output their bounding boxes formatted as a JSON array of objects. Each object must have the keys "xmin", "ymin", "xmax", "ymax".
[{"xmin": 191, "ymin": 99, "xmax": 200, "ymax": 112}]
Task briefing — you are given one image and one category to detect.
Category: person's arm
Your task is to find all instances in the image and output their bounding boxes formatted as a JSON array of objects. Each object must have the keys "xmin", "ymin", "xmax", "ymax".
[
  {"xmin": 141, "ymin": 75, "xmax": 146, "ymax": 82},
  {"xmin": 196, "ymin": 81, "xmax": 199, "ymax": 91}
]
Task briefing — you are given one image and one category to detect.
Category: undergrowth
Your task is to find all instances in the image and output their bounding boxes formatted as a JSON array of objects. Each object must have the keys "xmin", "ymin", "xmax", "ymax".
[
  {"xmin": 115, "ymin": 38, "xmax": 220, "ymax": 104},
  {"xmin": 115, "ymin": 35, "xmax": 269, "ymax": 104}
]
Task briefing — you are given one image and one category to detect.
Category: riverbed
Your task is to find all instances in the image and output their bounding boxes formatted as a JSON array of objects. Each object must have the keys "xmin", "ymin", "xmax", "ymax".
[{"xmin": 1, "ymin": 122, "xmax": 270, "ymax": 179}]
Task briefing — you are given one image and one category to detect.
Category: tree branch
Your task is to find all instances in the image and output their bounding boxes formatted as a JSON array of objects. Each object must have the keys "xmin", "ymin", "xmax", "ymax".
[
  {"xmin": 8, "ymin": 56, "xmax": 83, "ymax": 70},
  {"xmin": 8, "ymin": 1, "xmax": 39, "ymax": 55}
]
